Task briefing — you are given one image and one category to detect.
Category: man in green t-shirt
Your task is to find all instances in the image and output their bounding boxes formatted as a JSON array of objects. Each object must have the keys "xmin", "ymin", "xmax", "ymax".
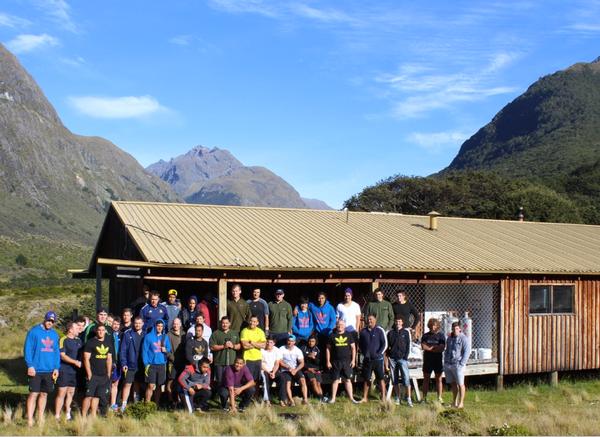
[
  {"xmin": 363, "ymin": 288, "xmax": 394, "ymax": 331},
  {"xmin": 227, "ymin": 284, "xmax": 251, "ymax": 334},
  {"xmin": 209, "ymin": 316, "xmax": 241, "ymax": 386},
  {"xmin": 268, "ymin": 289, "xmax": 293, "ymax": 346}
]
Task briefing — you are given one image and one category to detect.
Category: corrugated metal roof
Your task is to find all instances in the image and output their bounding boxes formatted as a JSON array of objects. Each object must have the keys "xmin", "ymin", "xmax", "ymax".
[{"xmin": 108, "ymin": 201, "xmax": 600, "ymax": 274}]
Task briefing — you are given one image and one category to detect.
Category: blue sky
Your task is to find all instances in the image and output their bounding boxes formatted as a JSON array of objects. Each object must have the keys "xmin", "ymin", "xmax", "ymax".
[{"xmin": 2, "ymin": 1, "xmax": 600, "ymax": 208}]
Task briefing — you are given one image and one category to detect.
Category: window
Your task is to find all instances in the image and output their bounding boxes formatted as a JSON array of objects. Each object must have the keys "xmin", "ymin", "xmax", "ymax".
[{"xmin": 529, "ymin": 284, "xmax": 574, "ymax": 314}]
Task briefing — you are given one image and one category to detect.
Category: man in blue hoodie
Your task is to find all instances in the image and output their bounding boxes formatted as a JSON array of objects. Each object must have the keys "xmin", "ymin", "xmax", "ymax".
[
  {"xmin": 309, "ymin": 292, "xmax": 336, "ymax": 364},
  {"xmin": 444, "ymin": 321, "xmax": 471, "ymax": 409},
  {"xmin": 142, "ymin": 319, "xmax": 172, "ymax": 404},
  {"xmin": 292, "ymin": 296, "xmax": 314, "ymax": 345},
  {"xmin": 119, "ymin": 316, "xmax": 144, "ymax": 412},
  {"xmin": 24, "ymin": 311, "xmax": 60, "ymax": 427}
]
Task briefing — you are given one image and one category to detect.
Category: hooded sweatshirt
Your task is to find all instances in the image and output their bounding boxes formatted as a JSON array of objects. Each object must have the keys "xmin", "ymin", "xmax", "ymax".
[
  {"xmin": 24, "ymin": 323, "xmax": 60, "ymax": 372},
  {"xmin": 178, "ymin": 364, "xmax": 211, "ymax": 390},
  {"xmin": 292, "ymin": 307, "xmax": 314, "ymax": 339},
  {"xmin": 309, "ymin": 301, "xmax": 336, "ymax": 336},
  {"xmin": 120, "ymin": 328, "xmax": 144, "ymax": 371},
  {"xmin": 444, "ymin": 332, "xmax": 471, "ymax": 367},
  {"xmin": 142, "ymin": 320, "xmax": 172, "ymax": 366}
]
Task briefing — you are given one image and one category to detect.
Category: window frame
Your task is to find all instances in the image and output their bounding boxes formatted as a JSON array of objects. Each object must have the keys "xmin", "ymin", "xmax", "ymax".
[{"xmin": 528, "ymin": 283, "xmax": 575, "ymax": 315}]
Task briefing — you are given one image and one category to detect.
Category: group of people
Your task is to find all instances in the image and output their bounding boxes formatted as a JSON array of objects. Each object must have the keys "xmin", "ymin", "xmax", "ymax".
[{"xmin": 23, "ymin": 285, "xmax": 471, "ymax": 426}]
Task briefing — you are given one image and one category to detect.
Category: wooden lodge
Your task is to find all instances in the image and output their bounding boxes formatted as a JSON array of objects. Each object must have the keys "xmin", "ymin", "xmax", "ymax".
[{"xmin": 72, "ymin": 201, "xmax": 600, "ymax": 385}]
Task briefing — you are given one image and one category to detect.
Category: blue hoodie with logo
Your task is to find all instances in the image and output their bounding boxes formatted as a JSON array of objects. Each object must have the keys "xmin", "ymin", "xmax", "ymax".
[
  {"xmin": 24, "ymin": 324, "xmax": 60, "ymax": 372},
  {"xmin": 292, "ymin": 307, "xmax": 314, "ymax": 340},
  {"xmin": 142, "ymin": 320, "xmax": 172, "ymax": 366},
  {"xmin": 309, "ymin": 301, "xmax": 337, "ymax": 336}
]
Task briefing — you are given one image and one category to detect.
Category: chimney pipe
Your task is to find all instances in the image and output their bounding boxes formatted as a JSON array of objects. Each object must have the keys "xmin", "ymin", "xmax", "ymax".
[
  {"xmin": 344, "ymin": 207, "xmax": 349, "ymax": 224},
  {"xmin": 518, "ymin": 206, "xmax": 524, "ymax": 222},
  {"xmin": 427, "ymin": 211, "xmax": 441, "ymax": 231}
]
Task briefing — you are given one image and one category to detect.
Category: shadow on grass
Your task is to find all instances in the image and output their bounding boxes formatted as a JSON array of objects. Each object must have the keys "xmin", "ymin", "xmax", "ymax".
[
  {"xmin": 0, "ymin": 390, "xmax": 27, "ymax": 406},
  {"xmin": 0, "ymin": 357, "xmax": 28, "ymax": 386}
]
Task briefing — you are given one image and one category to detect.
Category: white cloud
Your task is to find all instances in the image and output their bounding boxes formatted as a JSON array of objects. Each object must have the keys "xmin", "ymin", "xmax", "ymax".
[
  {"xmin": 408, "ymin": 131, "xmax": 471, "ymax": 153},
  {"xmin": 0, "ymin": 12, "xmax": 31, "ymax": 28},
  {"xmin": 290, "ymin": 3, "xmax": 358, "ymax": 24},
  {"xmin": 68, "ymin": 95, "xmax": 168, "ymax": 119},
  {"xmin": 60, "ymin": 56, "xmax": 85, "ymax": 67},
  {"xmin": 5, "ymin": 33, "xmax": 59, "ymax": 54},
  {"xmin": 378, "ymin": 53, "xmax": 519, "ymax": 119},
  {"xmin": 35, "ymin": 0, "xmax": 77, "ymax": 32},
  {"xmin": 208, "ymin": 0, "xmax": 278, "ymax": 17},
  {"xmin": 169, "ymin": 35, "xmax": 193, "ymax": 46}
]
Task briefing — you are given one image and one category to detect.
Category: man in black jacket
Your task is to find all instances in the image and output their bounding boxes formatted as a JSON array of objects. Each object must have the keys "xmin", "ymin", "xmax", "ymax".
[
  {"xmin": 392, "ymin": 289, "xmax": 420, "ymax": 334},
  {"xmin": 386, "ymin": 317, "xmax": 412, "ymax": 406}
]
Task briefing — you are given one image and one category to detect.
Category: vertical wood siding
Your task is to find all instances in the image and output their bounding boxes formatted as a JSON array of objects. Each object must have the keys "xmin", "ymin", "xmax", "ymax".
[{"xmin": 502, "ymin": 278, "xmax": 600, "ymax": 374}]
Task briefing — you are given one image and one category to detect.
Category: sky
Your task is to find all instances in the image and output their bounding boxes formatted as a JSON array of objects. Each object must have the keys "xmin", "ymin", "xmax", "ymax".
[{"xmin": 2, "ymin": 1, "xmax": 600, "ymax": 208}]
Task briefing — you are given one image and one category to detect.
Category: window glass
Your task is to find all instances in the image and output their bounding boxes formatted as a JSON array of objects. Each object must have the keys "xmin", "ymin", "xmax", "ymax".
[
  {"xmin": 553, "ymin": 285, "xmax": 574, "ymax": 313},
  {"xmin": 529, "ymin": 285, "xmax": 550, "ymax": 314}
]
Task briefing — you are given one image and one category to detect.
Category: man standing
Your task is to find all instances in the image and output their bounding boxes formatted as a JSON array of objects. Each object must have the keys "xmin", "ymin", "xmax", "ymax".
[
  {"xmin": 119, "ymin": 316, "xmax": 144, "ymax": 412},
  {"xmin": 268, "ymin": 289, "xmax": 293, "ymax": 346},
  {"xmin": 421, "ymin": 318, "xmax": 445, "ymax": 403},
  {"xmin": 359, "ymin": 314, "xmax": 387, "ymax": 403},
  {"xmin": 247, "ymin": 288, "xmax": 269, "ymax": 332},
  {"xmin": 227, "ymin": 284, "xmax": 251, "ymax": 334},
  {"xmin": 108, "ymin": 317, "xmax": 122, "ymax": 412},
  {"xmin": 82, "ymin": 324, "xmax": 112, "ymax": 418},
  {"xmin": 163, "ymin": 289, "xmax": 181, "ymax": 330},
  {"xmin": 219, "ymin": 357, "xmax": 256, "ymax": 412},
  {"xmin": 292, "ymin": 296, "xmax": 314, "ymax": 345},
  {"xmin": 141, "ymin": 292, "xmax": 169, "ymax": 332},
  {"xmin": 82, "ymin": 307, "xmax": 112, "ymax": 343},
  {"xmin": 309, "ymin": 292, "xmax": 336, "ymax": 352},
  {"xmin": 325, "ymin": 319, "xmax": 358, "ymax": 404},
  {"xmin": 131, "ymin": 284, "xmax": 150, "ymax": 317},
  {"xmin": 186, "ymin": 324, "xmax": 210, "ymax": 369},
  {"xmin": 55, "ymin": 321, "xmax": 82, "ymax": 421},
  {"xmin": 166, "ymin": 317, "xmax": 186, "ymax": 407},
  {"xmin": 24, "ymin": 311, "xmax": 60, "ymax": 426},
  {"xmin": 392, "ymin": 289, "xmax": 420, "ymax": 335},
  {"xmin": 364, "ymin": 288, "xmax": 394, "ymax": 332},
  {"xmin": 444, "ymin": 321, "xmax": 471, "ymax": 409},
  {"xmin": 179, "ymin": 295, "xmax": 199, "ymax": 331},
  {"xmin": 186, "ymin": 313, "xmax": 212, "ymax": 345},
  {"xmin": 142, "ymin": 319, "xmax": 172, "ymax": 404},
  {"xmin": 386, "ymin": 317, "xmax": 412, "ymax": 406},
  {"xmin": 336, "ymin": 288, "xmax": 362, "ymax": 341},
  {"xmin": 240, "ymin": 316, "xmax": 267, "ymax": 383},
  {"xmin": 120, "ymin": 308, "xmax": 133, "ymax": 333},
  {"xmin": 209, "ymin": 316, "xmax": 241, "ymax": 387},
  {"xmin": 278, "ymin": 335, "xmax": 309, "ymax": 406}
]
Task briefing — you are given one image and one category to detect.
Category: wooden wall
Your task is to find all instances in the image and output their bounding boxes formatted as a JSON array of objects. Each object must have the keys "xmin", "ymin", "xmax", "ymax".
[{"xmin": 501, "ymin": 278, "xmax": 600, "ymax": 374}]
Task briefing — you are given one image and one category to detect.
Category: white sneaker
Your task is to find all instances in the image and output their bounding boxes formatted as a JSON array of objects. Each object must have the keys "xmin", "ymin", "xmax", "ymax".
[
  {"xmin": 394, "ymin": 398, "xmax": 400, "ymax": 405},
  {"xmin": 327, "ymin": 398, "xmax": 336, "ymax": 404},
  {"xmin": 407, "ymin": 398, "xmax": 413, "ymax": 407}
]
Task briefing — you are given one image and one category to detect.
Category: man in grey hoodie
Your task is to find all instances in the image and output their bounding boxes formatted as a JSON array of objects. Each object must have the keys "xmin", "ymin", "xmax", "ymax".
[{"xmin": 443, "ymin": 322, "xmax": 471, "ymax": 408}]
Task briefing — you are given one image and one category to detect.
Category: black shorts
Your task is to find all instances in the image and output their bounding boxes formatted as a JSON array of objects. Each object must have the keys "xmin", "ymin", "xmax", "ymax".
[
  {"xmin": 423, "ymin": 358, "xmax": 444, "ymax": 375},
  {"xmin": 124, "ymin": 368, "xmax": 145, "ymax": 384},
  {"xmin": 57, "ymin": 371, "xmax": 77, "ymax": 388},
  {"xmin": 246, "ymin": 360, "xmax": 262, "ymax": 382},
  {"xmin": 304, "ymin": 369, "xmax": 322, "ymax": 383},
  {"xmin": 29, "ymin": 373, "xmax": 54, "ymax": 393},
  {"xmin": 85, "ymin": 375, "xmax": 110, "ymax": 400},
  {"xmin": 280, "ymin": 371, "xmax": 305, "ymax": 384},
  {"xmin": 361, "ymin": 358, "xmax": 385, "ymax": 382},
  {"xmin": 145, "ymin": 364, "xmax": 166, "ymax": 386},
  {"xmin": 331, "ymin": 360, "xmax": 353, "ymax": 381}
]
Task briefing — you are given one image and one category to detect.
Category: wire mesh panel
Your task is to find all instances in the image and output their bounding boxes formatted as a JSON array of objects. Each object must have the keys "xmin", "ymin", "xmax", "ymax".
[{"xmin": 379, "ymin": 282, "xmax": 500, "ymax": 363}]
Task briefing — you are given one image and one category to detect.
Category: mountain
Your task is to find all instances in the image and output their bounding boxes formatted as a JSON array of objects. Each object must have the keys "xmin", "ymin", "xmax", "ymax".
[
  {"xmin": 0, "ymin": 44, "xmax": 180, "ymax": 244},
  {"xmin": 147, "ymin": 146, "xmax": 332, "ymax": 209},
  {"xmin": 346, "ymin": 57, "xmax": 600, "ymax": 224},
  {"xmin": 302, "ymin": 197, "xmax": 334, "ymax": 210},
  {"xmin": 445, "ymin": 58, "xmax": 600, "ymax": 186}
]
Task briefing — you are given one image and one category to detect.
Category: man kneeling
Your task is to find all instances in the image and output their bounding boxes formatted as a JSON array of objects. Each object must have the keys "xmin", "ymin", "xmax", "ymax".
[
  {"xmin": 219, "ymin": 357, "xmax": 256, "ymax": 412},
  {"xmin": 178, "ymin": 358, "xmax": 212, "ymax": 413}
]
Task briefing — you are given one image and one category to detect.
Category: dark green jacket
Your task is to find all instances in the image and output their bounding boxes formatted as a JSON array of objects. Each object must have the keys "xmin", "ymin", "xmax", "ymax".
[
  {"xmin": 364, "ymin": 300, "xmax": 394, "ymax": 331},
  {"xmin": 227, "ymin": 299, "xmax": 251, "ymax": 333},
  {"xmin": 268, "ymin": 300, "xmax": 293, "ymax": 333},
  {"xmin": 209, "ymin": 329, "xmax": 240, "ymax": 366}
]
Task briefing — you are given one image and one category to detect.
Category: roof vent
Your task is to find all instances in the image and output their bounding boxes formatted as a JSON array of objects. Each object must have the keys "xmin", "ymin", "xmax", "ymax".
[
  {"xmin": 427, "ymin": 211, "xmax": 441, "ymax": 231},
  {"xmin": 343, "ymin": 207, "xmax": 349, "ymax": 223},
  {"xmin": 518, "ymin": 206, "xmax": 524, "ymax": 222}
]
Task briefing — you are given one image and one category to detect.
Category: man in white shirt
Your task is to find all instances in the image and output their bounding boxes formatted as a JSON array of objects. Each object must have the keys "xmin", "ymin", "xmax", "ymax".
[
  {"xmin": 186, "ymin": 314, "xmax": 212, "ymax": 344},
  {"xmin": 336, "ymin": 288, "xmax": 362, "ymax": 346},
  {"xmin": 260, "ymin": 336, "xmax": 281, "ymax": 404},
  {"xmin": 278, "ymin": 335, "xmax": 308, "ymax": 406}
]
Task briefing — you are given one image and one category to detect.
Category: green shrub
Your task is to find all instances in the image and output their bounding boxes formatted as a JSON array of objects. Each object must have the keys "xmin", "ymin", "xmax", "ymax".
[
  {"xmin": 124, "ymin": 401, "xmax": 157, "ymax": 420},
  {"xmin": 15, "ymin": 254, "xmax": 27, "ymax": 266},
  {"xmin": 488, "ymin": 423, "xmax": 532, "ymax": 436}
]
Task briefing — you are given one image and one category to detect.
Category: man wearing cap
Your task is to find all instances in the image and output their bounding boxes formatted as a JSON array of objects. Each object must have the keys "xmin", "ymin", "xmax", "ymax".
[
  {"xmin": 268, "ymin": 289, "xmax": 293, "ymax": 347},
  {"xmin": 82, "ymin": 307, "xmax": 113, "ymax": 343},
  {"xmin": 278, "ymin": 334, "xmax": 309, "ymax": 406},
  {"xmin": 24, "ymin": 311, "xmax": 60, "ymax": 426},
  {"xmin": 247, "ymin": 288, "xmax": 269, "ymax": 332},
  {"xmin": 179, "ymin": 295, "xmax": 199, "ymax": 331},
  {"xmin": 162, "ymin": 289, "xmax": 181, "ymax": 330},
  {"xmin": 227, "ymin": 284, "xmax": 251, "ymax": 334},
  {"xmin": 141, "ymin": 292, "xmax": 169, "ymax": 332}
]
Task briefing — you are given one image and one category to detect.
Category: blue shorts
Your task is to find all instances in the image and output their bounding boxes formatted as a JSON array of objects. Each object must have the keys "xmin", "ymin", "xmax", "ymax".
[
  {"xmin": 444, "ymin": 364, "xmax": 465, "ymax": 385},
  {"xmin": 389, "ymin": 358, "xmax": 410, "ymax": 387}
]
